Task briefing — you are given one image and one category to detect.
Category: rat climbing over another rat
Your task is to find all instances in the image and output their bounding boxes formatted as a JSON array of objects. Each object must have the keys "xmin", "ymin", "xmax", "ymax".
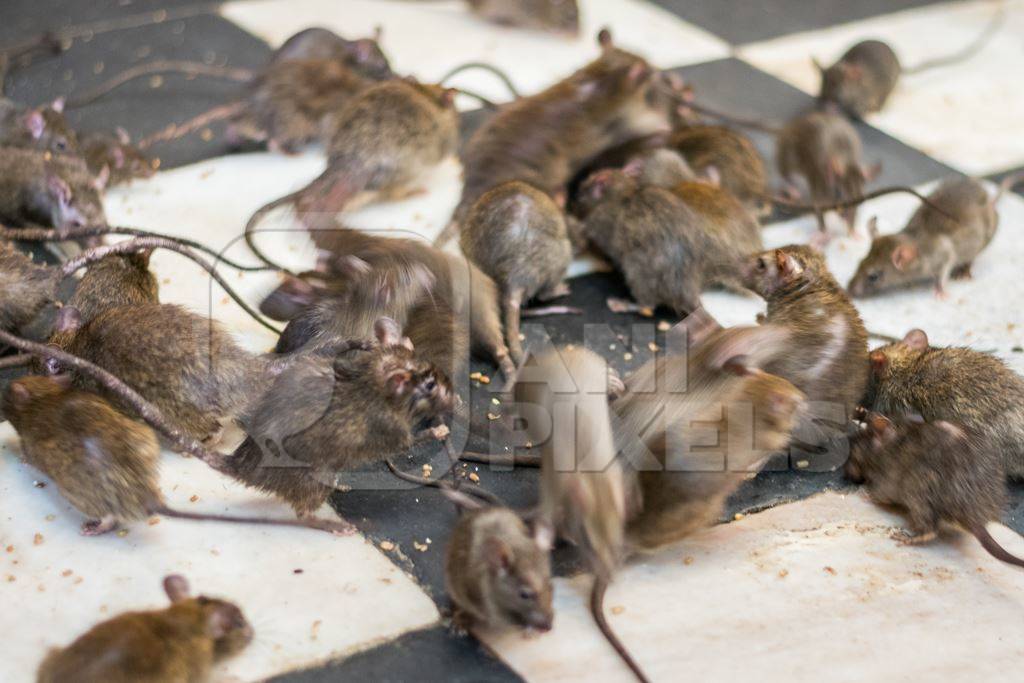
[
  {"xmin": 848, "ymin": 412, "xmax": 1024, "ymax": 568},
  {"xmin": 847, "ymin": 174, "xmax": 1023, "ymax": 298},
  {"xmin": 37, "ymin": 575, "xmax": 253, "ymax": 683},
  {"xmin": 865, "ymin": 328, "xmax": 1024, "ymax": 480}
]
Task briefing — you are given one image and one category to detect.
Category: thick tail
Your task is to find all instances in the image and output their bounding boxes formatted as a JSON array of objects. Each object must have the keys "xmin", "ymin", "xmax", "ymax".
[
  {"xmin": 136, "ymin": 100, "xmax": 247, "ymax": 149},
  {"xmin": 591, "ymin": 576, "xmax": 651, "ymax": 683},
  {"xmin": 991, "ymin": 170, "xmax": 1024, "ymax": 208},
  {"xmin": 66, "ymin": 60, "xmax": 255, "ymax": 108},
  {"xmin": 903, "ymin": 2, "xmax": 1005, "ymax": 74},
  {"xmin": 440, "ymin": 61, "xmax": 520, "ymax": 99},
  {"xmin": 153, "ymin": 505, "xmax": 353, "ymax": 535},
  {"xmin": 973, "ymin": 525, "xmax": 1024, "ymax": 569}
]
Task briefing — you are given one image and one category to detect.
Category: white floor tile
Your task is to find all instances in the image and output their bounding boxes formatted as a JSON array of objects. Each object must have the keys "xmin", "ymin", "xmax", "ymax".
[{"xmin": 740, "ymin": 0, "xmax": 1024, "ymax": 176}]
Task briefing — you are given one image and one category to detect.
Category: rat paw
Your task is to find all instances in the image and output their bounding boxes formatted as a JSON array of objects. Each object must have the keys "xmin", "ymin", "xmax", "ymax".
[
  {"xmin": 81, "ymin": 517, "xmax": 118, "ymax": 536},
  {"xmin": 891, "ymin": 529, "xmax": 936, "ymax": 546},
  {"xmin": 538, "ymin": 282, "xmax": 571, "ymax": 301},
  {"xmin": 606, "ymin": 297, "xmax": 640, "ymax": 314}
]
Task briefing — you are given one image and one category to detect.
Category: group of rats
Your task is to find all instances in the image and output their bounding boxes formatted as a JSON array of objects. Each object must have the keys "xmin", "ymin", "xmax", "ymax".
[{"xmin": 1, "ymin": 1, "xmax": 1022, "ymax": 680}]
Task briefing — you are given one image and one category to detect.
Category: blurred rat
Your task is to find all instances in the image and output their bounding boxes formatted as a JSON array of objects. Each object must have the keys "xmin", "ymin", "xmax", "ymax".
[
  {"xmin": 865, "ymin": 328, "xmax": 1024, "ymax": 480},
  {"xmin": 225, "ymin": 318, "xmax": 455, "ymax": 518},
  {"xmin": 848, "ymin": 412, "xmax": 1024, "ymax": 568},
  {"xmin": 0, "ymin": 146, "xmax": 107, "ymax": 233},
  {"xmin": 435, "ymin": 28, "xmax": 686, "ymax": 246},
  {"xmin": 444, "ymin": 488, "xmax": 555, "ymax": 633},
  {"xmin": 4, "ymin": 374, "xmax": 355, "ymax": 535},
  {"xmin": 741, "ymin": 245, "xmax": 868, "ymax": 442},
  {"xmin": 0, "ymin": 239, "xmax": 58, "ymax": 332},
  {"xmin": 0, "ymin": 96, "xmax": 77, "ymax": 155},
  {"xmin": 37, "ymin": 575, "xmax": 252, "ymax": 683},
  {"xmin": 466, "ymin": 0, "xmax": 579, "ymax": 34},
  {"xmin": 460, "ymin": 181, "xmax": 575, "ymax": 367},
  {"xmin": 817, "ymin": 6, "xmax": 1006, "ymax": 118},
  {"xmin": 847, "ymin": 174, "xmax": 1021, "ymax": 298},
  {"xmin": 78, "ymin": 128, "xmax": 158, "ymax": 186}
]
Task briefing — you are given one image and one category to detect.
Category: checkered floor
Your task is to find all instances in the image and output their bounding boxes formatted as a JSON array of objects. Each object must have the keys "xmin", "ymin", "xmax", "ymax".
[{"xmin": 2, "ymin": 1, "xmax": 1024, "ymax": 681}]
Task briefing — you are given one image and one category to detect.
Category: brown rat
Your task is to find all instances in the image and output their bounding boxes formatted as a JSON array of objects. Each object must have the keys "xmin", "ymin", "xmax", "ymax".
[
  {"xmin": 776, "ymin": 107, "xmax": 878, "ymax": 234},
  {"xmin": 865, "ymin": 328, "xmax": 1024, "ymax": 480},
  {"xmin": 848, "ymin": 412, "xmax": 1024, "ymax": 568},
  {"xmin": 224, "ymin": 318, "xmax": 455, "ymax": 518},
  {"xmin": 444, "ymin": 491, "xmax": 554, "ymax": 632},
  {"xmin": 435, "ymin": 28, "xmax": 685, "ymax": 247},
  {"xmin": 78, "ymin": 128, "xmax": 158, "ymax": 186},
  {"xmin": 245, "ymin": 78, "xmax": 459, "ymax": 267},
  {"xmin": 670, "ymin": 125, "xmax": 770, "ymax": 215},
  {"xmin": 577, "ymin": 162, "xmax": 761, "ymax": 315},
  {"xmin": 0, "ymin": 239, "xmax": 58, "ymax": 332},
  {"xmin": 0, "ymin": 146, "xmax": 107, "ymax": 232},
  {"xmin": 3, "ymin": 374, "xmax": 355, "ymax": 535},
  {"xmin": 847, "ymin": 175, "xmax": 1019, "ymax": 298},
  {"xmin": 466, "ymin": 0, "xmax": 579, "ymax": 34},
  {"xmin": 269, "ymin": 26, "xmax": 393, "ymax": 79},
  {"xmin": 0, "ymin": 96, "xmax": 77, "ymax": 155},
  {"xmin": 460, "ymin": 180, "xmax": 575, "ymax": 368},
  {"xmin": 740, "ymin": 245, "xmax": 868, "ymax": 441},
  {"xmin": 37, "ymin": 575, "xmax": 252, "ymax": 683},
  {"xmin": 817, "ymin": 7, "xmax": 1005, "ymax": 118}
]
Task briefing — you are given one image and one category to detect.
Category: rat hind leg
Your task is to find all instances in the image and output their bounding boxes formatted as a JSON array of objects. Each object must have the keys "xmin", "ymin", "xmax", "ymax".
[{"xmin": 81, "ymin": 515, "xmax": 119, "ymax": 536}]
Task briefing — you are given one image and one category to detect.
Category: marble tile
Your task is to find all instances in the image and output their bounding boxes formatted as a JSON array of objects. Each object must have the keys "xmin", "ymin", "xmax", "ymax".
[
  {"xmin": 220, "ymin": 0, "xmax": 729, "ymax": 106},
  {"xmin": 476, "ymin": 490, "xmax": 1024, "ymax": 682},
  {"xmin": 740, "ymin": 0, "xmax": 1024, "ymax": 176}
]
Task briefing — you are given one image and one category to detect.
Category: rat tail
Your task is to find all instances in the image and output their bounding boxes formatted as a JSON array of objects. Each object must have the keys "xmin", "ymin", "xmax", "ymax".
[
  {"xmin": 903, "ymin": 2, "xmax": 1005, "ymax": 74},
  {"xmin": 244, "ymin": 188, "xmax": 308, "ymax": 272},
  {"xmin": 766, "ymin": 185, "xmax": 958, "ymax": 223},
  {"xmin": 66, "ymin": 60, "xmax": 255, "ymax": 108},
  {"xmin": 136, "ymin": 100, "xmax": 247, "ymax": 149},
  {"xmin": 991, "ymin": 171, "xmax": 1024, "ymax": 208},
  {"xmin": 591, "ymin": 575, "xmax": 651, "ymax": 683},
  {"xmin": 973, "ymin": 525, "xmax": 1024, "ymax": 569},
  {"xmin": 152, "ymin": 505, "xmax": 353, "ymax": 535},
  {"xmin": 440, "ymin": 61, "xmax": 520, "ymax": 99}
]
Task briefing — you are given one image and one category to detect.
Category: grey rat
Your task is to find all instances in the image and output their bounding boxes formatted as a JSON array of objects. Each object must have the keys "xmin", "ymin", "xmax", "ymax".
[
  {"xmin": 847, "ymin": 175, "xmax": 1021, "ymax": 298},
  {"xmin": 4, "ymin": 374, "xmax": 356, "ymax": 535},
  {"xmin": 817, "ymin": 6, "xmax": 1006, "ymax": 118},
  {"xmin": 245, "ymin": 78, "xmax": 459, "ymax": 268},
  {"xmin": 224, "ymin": 318, "xmax": 455, "ymax": 518},
  {"xmin": 848, "ymin": 412, "xmax": 1024, "ymax": 568},
  {"xmin": 0, "ymin": 146, "xmax": 106, "ymax": 232},
  {"xmin": 776, "ymin": 107, "xmax": 879, "ymax": 234},
  {"xmin": 460, "ymin": 180, "xmax": 575, "ymax": 367},
  {"xmin": 434, "ymin": 28, "xmax": 686, "ymax": 246},
  {"xmin": 741, "ymin": 245, "xmax": 868, "ymax": 439},
  {"xmin": 37, "ymin": 575, "xmax": 252, "ymax": 683},
  {"xmin": 865, "ymin": 328, "xmax": 1024, "ymax": 479},
  {"xmin": 576, "ymin": 161, "xmax": 761, "ymax": 315}
]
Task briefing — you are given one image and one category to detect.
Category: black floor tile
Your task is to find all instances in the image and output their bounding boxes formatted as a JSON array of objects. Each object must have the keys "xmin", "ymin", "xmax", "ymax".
[
  {"xmin": 650, "ymin": 0, "xmax": 945, "ymax": 45},
  {"xmin": 269, "ymin": 625, "xmax": 523, "ymax": 683}
]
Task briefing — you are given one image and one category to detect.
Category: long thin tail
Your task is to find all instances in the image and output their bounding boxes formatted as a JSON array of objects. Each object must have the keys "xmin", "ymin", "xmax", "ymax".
[
  {"xmin": 67, "ymin": 60, "xmax": 255, "ymax": 108},
  {"xmin": 385, "ymin": 458, "xmax": 504, "ymax": 506},
  {"xmin": 136, "ymin": 100, "xmax": 246, "ymax": 149},
  {"xmin": 991, "ymin": 170, "xmax": 1024, "ymax": 208},
  {"xmin": 903, "ymin": 2, "xmax": 1006, "ymax": 74},
  {"xmin": 153, "ymin": 505, "xmax": 353, "ymax": 535},
  {"xmin": 765, "ymin": 185, "xmax": 958, "ymax": 223},
  {"xmin": 591, "ymin": 576, "xmax": 652, "ymax": 683},
  {"xmin": 244, "ymin": 188, "xmax": 307, "ymax": 272},
  {"xmin": 680, "ymin": 99, "xmax": 783, "ymax": 135},
  {"xmin": 440, "ymin": 61, "xmax": 520, "ymax": 99},
  {"xmin": 974, "ymin": 525, "xmax": 1024, "ymax": 569}
]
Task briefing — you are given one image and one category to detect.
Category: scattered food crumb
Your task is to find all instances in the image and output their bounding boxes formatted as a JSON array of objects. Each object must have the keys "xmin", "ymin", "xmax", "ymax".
[
  {"xmin": 487, "ymin": 412, "xmax": 500, "ymax": 421},
  {"xmin": 74, "ymin": 577, "xmax": 83, "ymax": 585},
  {"xmin": 778, "ymin": 569, "xmax": 789, "ymax": 578},
  {"xmin": 116, "ymin": 529, "xmax": 129, "ymax": 538},
  {"xmin": 491, "ymin": 397, "xmax": 501, "ymax": 405},
  {"xmin": 422, "ymin": 464, "xmax": 433, "ymax": 477},
  {"xmin": 310, "ymin": 620, "xmax": 322, "ymax": 640},
  {"xmin": 148, "ymin": 517, "xmax": 160, "ymax": 526},
  {"xmin": 200, "ymin": 128, "xmax": 214, "ymax": 141},
  {"xmin": 795, "ymin": 460, "xmax": 809, "ymax": 469},
  {"xmin": 162, "ymin": 278, "xmax": 171, "ymax": 285},
  {"xmin": 33, "ymin": 481, "xmax": 45, "ymax": 488},
  {"xmin": 380, "ymin": 540, "xmax": 395, "ymax": 551},
  {"xmin": 609, "ymin": 343, "xmax": 617, "ymax": 350},
  {"xmin": 611, "ymin": 606, "xmax": 625, "ymax": 615},
  {"xmin": 44, "ymin": 514, "xmax": 55, "ymax": 522},
  {"xmin": 413, "ymin": 541, "xmax": 429, "ymax": 552},
  {"xmin": 149, "ymin": 75, "xmax": 163, "ymax": 88},
  {"xmin": 211, "ymin": 549, "xmax": 220, "ymax": 556},
  {"xmin": 733, "ymin": 513, "xmax": 744, "ymax": 521},
  {"xmin": 683, "ymin": 556, "xmax": 694, "ymax": 566},
  {"xmin": 4, "ymin": 545, "xmax": 12, "ymax": 553},
  {"xmin": 648, "ymin": 342, "xmax": 659, "ymax": 352},
  {"xmin": 61, "ymin": 570, "xmax": 73, "ymax": 578},
  {"xmin": 33, "ymin": 533, "xmax": 43, "ymax": 546},
  {"xmin": 5, "ymin": 575, "xmax": 14, "ymax": 582},
  {"xmin": 639, "ymin": 307, "xmax": 654, "ymax": 317},
  {"xmin": 190, "ymin": 495, "xmax": 199, "ymax": 503},
  {"xmin": 623, "ymin": 352, "xmax": 633, "ymax": 361},
  {"xmin": 294, "ymin": 569, "xmax": 304, "ymax": 574},
  {"xmin": 468, "ymin": 472, "xmax": 480, "ymax": 483},
  {"xmin": 518, "ymin": 333, "xmax": 525, "ymax": 341},
  {"xmin": 38, "ymin": 584, "xmax": 45, "ymax": 592},
  {"xmin": 824, "ymin": 566, "xmax": 836, "ymax": 575},
  {"xmin": 220, "ymin": 296, "xmax": 229, "ymax": 305},
  {"xmin": 657, "ymin": 321, "xmax": 671, "ymax": 332},
  {"xmin": 565, "ymin": 344, "xmax": 575, "ymax": 351}
]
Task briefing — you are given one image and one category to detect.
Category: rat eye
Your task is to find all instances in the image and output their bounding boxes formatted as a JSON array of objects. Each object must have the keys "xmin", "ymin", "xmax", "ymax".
[
  {"xmin": 867, "ymin": 271, "xmax": 882, "ymax": 283},
  {"xmin": 54, "ymin": 138, "xmax": 67, "ymax": 151},
  {"xmin": 756, "ymin": 257, "xmax": 767, "ymax": 270},
  {"xmin": 518, "ymin": 587, "xmax": 536, "ymax": 602}
]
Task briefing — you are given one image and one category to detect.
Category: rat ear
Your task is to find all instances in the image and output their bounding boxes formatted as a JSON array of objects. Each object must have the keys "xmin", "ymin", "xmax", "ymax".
[
  {"xmin": 373, "ymin": 317, "xmax": 403, "ymax": 347},
  {"xmin": 597, "ymin": 27, "xmax": 613, "ymax": 50},
  {"xmin": 532, "ymin": 519, "xmax": 555, "ymax": 553},
  {"xmin": 775, "ymin": 249, "xmax": 803, "ymax": 280},
  {"xmin": 163, "ymin": 574, "xmax": 190, "ymax": 602},
  {"xmin": 23, "ymin": 109, "xmax": 45, "ymax": 139},
  {"xmin": 111, "ymin": 145, "xmax": 126, "ymax": 169},
  {"xmin": 55, "ymin": 305, "xmax": 82, "ymax": 334},
  {"xmin": 890, "ymin": 244, "xmax": 917, "ymax": 270},
  {"xmin": 6, "ymin": 381, "xmax": 32, "ymax": 410},
  {"xmin": 49, "ymin": 96, "xmax": 65, "ymax": 113},
  {"xmin": 116, "ymin": 126, "xmax": 132, "ymax": 145},
  {"xmin": 901, "ymin": 329, "xmax": 928, "ymax": 351},
  {"xmin": 626, "ymin": 61, "xmax": 651, "ymax": 86},
  {"xmin": 621, "ymin": 157, "xmax": 644, "ymax": 178},
  {"xmin": 867, "ymin": 216, "xmax": 880, "ymax": 240},
  {"xmin": 484, "ymin": 537, "xmax": 512, "ymax": 575},
  {"xmin": 46, "ymin": 173, "xmax": 73, "ymax": 207},
  {"xmin": 354, "ymin": 39, "xmax": 374, "ymax": 63},
  {"xmin": 869, "ymin": 349, "xmax": 889, "ymax": 373},
  {"xmin": 93, "ymin": 165, "xmax": 109, "ymax": 192}
]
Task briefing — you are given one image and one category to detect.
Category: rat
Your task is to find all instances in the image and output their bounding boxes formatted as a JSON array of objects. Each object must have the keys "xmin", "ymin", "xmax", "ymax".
[
  {"xmin": 269, "ymin": 25, "xmax": 393, "ymax": 79},
  {"xmin": 37, "ymin": 575, "xmax": 252, "ymax": 683},
  {"xmin": 865, "ymin": 328, "xmax": 1024, "ymax": 480},
  {"xmin": 0, "ymin": 239, "xmax": 59, "ymax": 332},
  {"xmin": 776, "ymin": 107, "xmax": 879, "ymax": 235},
  {"xmin": 268, "ymin": 223, "xmax": 515, "ymax": 381},
  {"xmin": 465, "ymin": 0, "xmax": 579, "ymax": 34},
  {"xmin": 245, "ymin": 78, "xmax": 460, "ymax": 267},
  {"xmin": 3, "ymin": 374, "xmax": 357, "ymax": 535},
  {"xmin": 460, "ymin": 180, "xmax": 575, "ymax": 368},
  {"xmin": 741, "ymin": 245, "xmax": 868, "ymax": 442},
  {"xmin": 434, "ymin": 28, "xmax": 686, "ymax": 247},
  {"xmin": 0, "ymin": 96, "xmax": 77, "ymax": 155},
  {"xmin": 576, "ymin": 160, "xmax": 762, "ymax": 315},
  {"xmin": 847, "ymin": 174, "xmax": 1021, "ymax": 298},
  {"xmin": 444, "ymin": 489, "xmax": 555, "ymax": 632},
  {"xmin": 0, "ymin": 146, "xmax": 107, "ymax": 233},
  {"xmin": 78, "ymin": 128, "xmax": 158, "ymax": 186},
  {"xmin": 224, "ymin": 318, "xmax": 455, "ymax": 518},
  {"xmin": 816, "ymin": 6, "xmax": 1006, "ymax": 118},
  {"xmin": 847, "ymin": 412, "xmax": 1024, "ymax": 568}
]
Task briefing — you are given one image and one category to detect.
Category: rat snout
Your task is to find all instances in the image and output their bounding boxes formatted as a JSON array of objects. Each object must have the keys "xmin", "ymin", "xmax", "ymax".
[{"xmin": 527, "ymin": 609, "xmax": 554, "ymax": 632}]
